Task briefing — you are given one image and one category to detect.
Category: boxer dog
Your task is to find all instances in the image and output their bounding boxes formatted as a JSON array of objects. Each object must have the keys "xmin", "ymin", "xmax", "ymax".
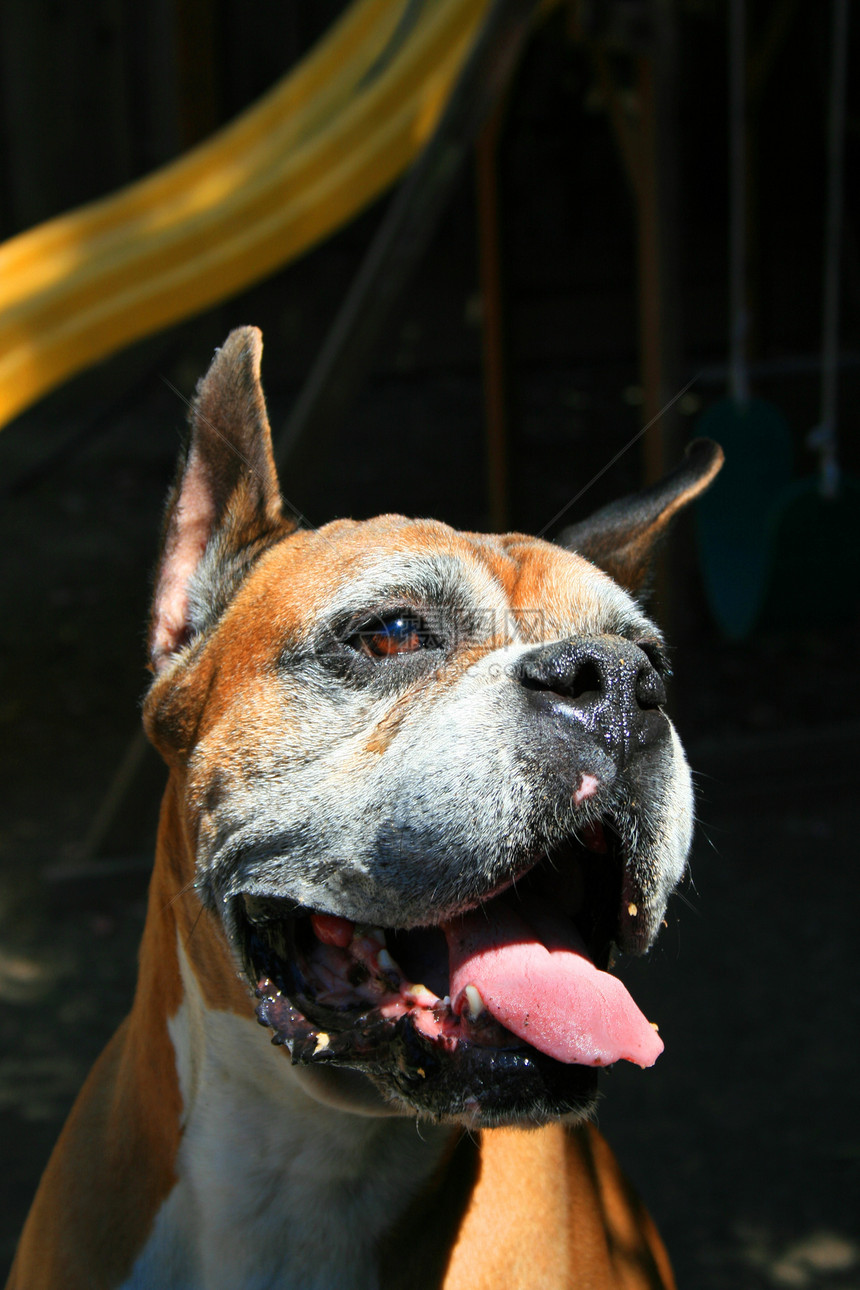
[{"xmin": 8, "ymin": 328, "xmax": 722, "ymax": 1290}]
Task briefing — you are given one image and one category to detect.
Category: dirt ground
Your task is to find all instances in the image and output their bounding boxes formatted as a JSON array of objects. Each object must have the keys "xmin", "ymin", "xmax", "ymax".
[{"xmin": 0, "ymin": 341, "xmax": 858, "ymax": 1288}]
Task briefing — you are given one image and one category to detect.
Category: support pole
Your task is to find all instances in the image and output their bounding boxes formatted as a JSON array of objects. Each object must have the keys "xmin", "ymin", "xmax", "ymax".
[{"xmin": 634, "ymin": 1, "xmax": 682, "ymax": 487}]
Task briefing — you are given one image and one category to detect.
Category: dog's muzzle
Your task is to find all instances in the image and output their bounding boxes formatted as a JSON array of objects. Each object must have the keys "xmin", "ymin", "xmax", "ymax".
[
  {"xmin": 229, "ymin": 811, "xmax": 664, "ymax": 1124},
  {"xmin": 218, "ymin": 635, "xmax": 685, "ymax": 1125}
]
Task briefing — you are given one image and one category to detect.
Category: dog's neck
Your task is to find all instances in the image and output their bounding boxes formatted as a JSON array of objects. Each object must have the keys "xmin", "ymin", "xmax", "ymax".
[{"xmin": 125, "ymin": 771, "xmax": 452, "ymax": 1290}]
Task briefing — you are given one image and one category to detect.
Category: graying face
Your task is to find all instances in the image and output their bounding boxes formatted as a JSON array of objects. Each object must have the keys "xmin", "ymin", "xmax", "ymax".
[
  {"xmin": 143, "ymin": 329, "xmax": 721, "ymax": 1127},
  {"xmin": 159, "ymin": 516, "xmax": 696, "ymax": 1124},
  {"xmin": 186, "ymin": 530, "xmax": 692, "ymax": 953}
]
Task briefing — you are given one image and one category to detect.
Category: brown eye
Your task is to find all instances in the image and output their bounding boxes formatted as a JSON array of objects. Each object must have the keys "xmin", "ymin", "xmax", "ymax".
[{"xmin": 360, "ymin": 616, "xmax": 425, "ymax": 657}]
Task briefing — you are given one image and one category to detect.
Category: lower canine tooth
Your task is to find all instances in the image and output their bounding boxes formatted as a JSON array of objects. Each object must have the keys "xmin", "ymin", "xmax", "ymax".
[
  {"xmin": 463, "ymin": 984, "xmax": 486, "ymax": 1021},
  {"xmin": 404, "ymin": 983, "xmax": 437, "ymax": 1008}
]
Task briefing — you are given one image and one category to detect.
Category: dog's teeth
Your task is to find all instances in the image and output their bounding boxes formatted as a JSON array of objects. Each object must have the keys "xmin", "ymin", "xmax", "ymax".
[
  {"xmin": 463, "ymin": 985, "xmax": 486, "ymax": 1021},
  {"xmin": 403, "ymin": 982, "xmax": 437, "ymax": 1008},
  {"xmin": 376, "ymin": 948, "xmax": 400, "ymax": 978}
]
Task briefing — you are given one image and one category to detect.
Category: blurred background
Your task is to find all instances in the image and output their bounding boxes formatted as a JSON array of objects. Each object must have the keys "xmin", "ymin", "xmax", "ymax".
[{"xmin": 0, "ymin": 1, "xmax": 858, "ymax": 1284}]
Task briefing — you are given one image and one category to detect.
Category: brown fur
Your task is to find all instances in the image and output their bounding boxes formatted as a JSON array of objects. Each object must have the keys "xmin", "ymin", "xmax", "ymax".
[{"xmin": 8, "ymin": 328, "xmax": 721, "ymax": 1289}]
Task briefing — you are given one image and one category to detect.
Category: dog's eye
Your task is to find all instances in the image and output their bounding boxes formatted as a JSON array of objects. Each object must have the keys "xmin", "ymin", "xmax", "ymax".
[{"xmin": 355, "ymin": 615, "xmax": 434, "ymax": 658}]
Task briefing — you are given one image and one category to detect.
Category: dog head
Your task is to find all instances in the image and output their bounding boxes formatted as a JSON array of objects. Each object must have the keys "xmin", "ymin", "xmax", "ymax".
[{"xmin": 143, "ymin": 328, "xmax": 722, "ymax": 1128}]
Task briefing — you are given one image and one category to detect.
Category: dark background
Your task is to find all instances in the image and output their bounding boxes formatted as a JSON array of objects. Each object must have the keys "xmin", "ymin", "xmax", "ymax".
[{"xmin": 0, "ymin": 2, "xmax": 858, "ymax": 1285}]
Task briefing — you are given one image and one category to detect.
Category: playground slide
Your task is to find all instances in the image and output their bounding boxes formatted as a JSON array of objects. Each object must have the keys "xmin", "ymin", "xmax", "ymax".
[{"xmin": 0, "ymin": 0, "xmax": 489, "ymax": 430}]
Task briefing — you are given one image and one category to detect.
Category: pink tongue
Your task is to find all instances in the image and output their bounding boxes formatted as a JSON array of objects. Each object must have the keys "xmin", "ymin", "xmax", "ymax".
[{"xmin": 443, "ymin": 896, "xmax": 663, "ymax": 1068}]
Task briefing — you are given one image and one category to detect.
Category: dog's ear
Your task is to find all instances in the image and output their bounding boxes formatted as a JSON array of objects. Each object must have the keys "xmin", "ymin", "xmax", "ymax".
[
  {"xmin": 149, "ymin": 327, "xmax": 290, "ymax": 673},
  {"xmin": 558, "ymin": 439, "xmax": 724, "ymax": 594}
]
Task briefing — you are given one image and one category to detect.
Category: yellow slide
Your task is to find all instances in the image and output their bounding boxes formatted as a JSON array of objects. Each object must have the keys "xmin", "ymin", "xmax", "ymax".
[{"xmin": 0, "ymin": 0, "xmax": 489, "ymax": 430}]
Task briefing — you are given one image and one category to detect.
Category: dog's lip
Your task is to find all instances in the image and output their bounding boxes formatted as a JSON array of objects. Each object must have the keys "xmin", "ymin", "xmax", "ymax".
[{"xmin": 253, "ymin": 973, "xmax": 602, "ymax": 1127}]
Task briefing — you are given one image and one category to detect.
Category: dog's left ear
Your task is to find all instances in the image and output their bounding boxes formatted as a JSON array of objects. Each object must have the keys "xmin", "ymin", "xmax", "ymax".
[
  {"xmin": 149, "ymin": 327, "xmax": 288, "ymax": 673},
  {"xmin": 559, "ymin": 439, "xmax": 724, "ymax": 594}
]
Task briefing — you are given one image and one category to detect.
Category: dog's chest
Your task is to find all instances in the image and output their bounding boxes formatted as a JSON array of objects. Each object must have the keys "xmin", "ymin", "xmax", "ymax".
[{"xmin": 121, "ymin": 939, "xmax": 448, "ymax": 1290}]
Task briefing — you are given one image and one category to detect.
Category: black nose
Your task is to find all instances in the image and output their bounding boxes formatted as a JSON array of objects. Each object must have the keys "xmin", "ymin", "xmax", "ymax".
[{"xmin": 515, "ymin": 637, "xmax": 668, "ymax": 763}]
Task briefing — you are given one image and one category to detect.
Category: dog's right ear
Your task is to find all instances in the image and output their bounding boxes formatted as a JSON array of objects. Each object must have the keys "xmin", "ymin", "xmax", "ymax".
[
  {"xmin": 558, "ymin": 439, "xmax": 724, "ymax": 594},
  {"xmin": 149, "ymin": 327, "xmax": 290, "ymax": 673}
]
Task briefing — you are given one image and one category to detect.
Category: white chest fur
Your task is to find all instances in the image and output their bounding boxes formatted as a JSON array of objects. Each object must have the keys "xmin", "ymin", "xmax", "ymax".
[{"xmin": 122, "ymin": 938, "xmax": 449, "ymax": 1290}]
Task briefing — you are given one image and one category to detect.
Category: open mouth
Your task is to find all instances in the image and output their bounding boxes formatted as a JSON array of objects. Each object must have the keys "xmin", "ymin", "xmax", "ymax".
[{"xmin": 236, "ymin": 819, "xmax": 663, "ymax": 1119}]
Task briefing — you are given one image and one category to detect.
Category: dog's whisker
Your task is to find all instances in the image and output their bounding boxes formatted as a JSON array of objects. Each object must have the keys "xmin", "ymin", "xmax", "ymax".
[
  {"xmin": 671, "ymin": 888, "xmax": 701, "ymax": 915},
  {"xmin": 183, "ymin": 904, "xmax": 206, "ymax": 947},
  {"xmin": 535, "ymin": 373, "xmax": 702, "ymax": 539},
  {"xmin": 164, "ymin": 878, "xmax": 200, "ymax": 912}
]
